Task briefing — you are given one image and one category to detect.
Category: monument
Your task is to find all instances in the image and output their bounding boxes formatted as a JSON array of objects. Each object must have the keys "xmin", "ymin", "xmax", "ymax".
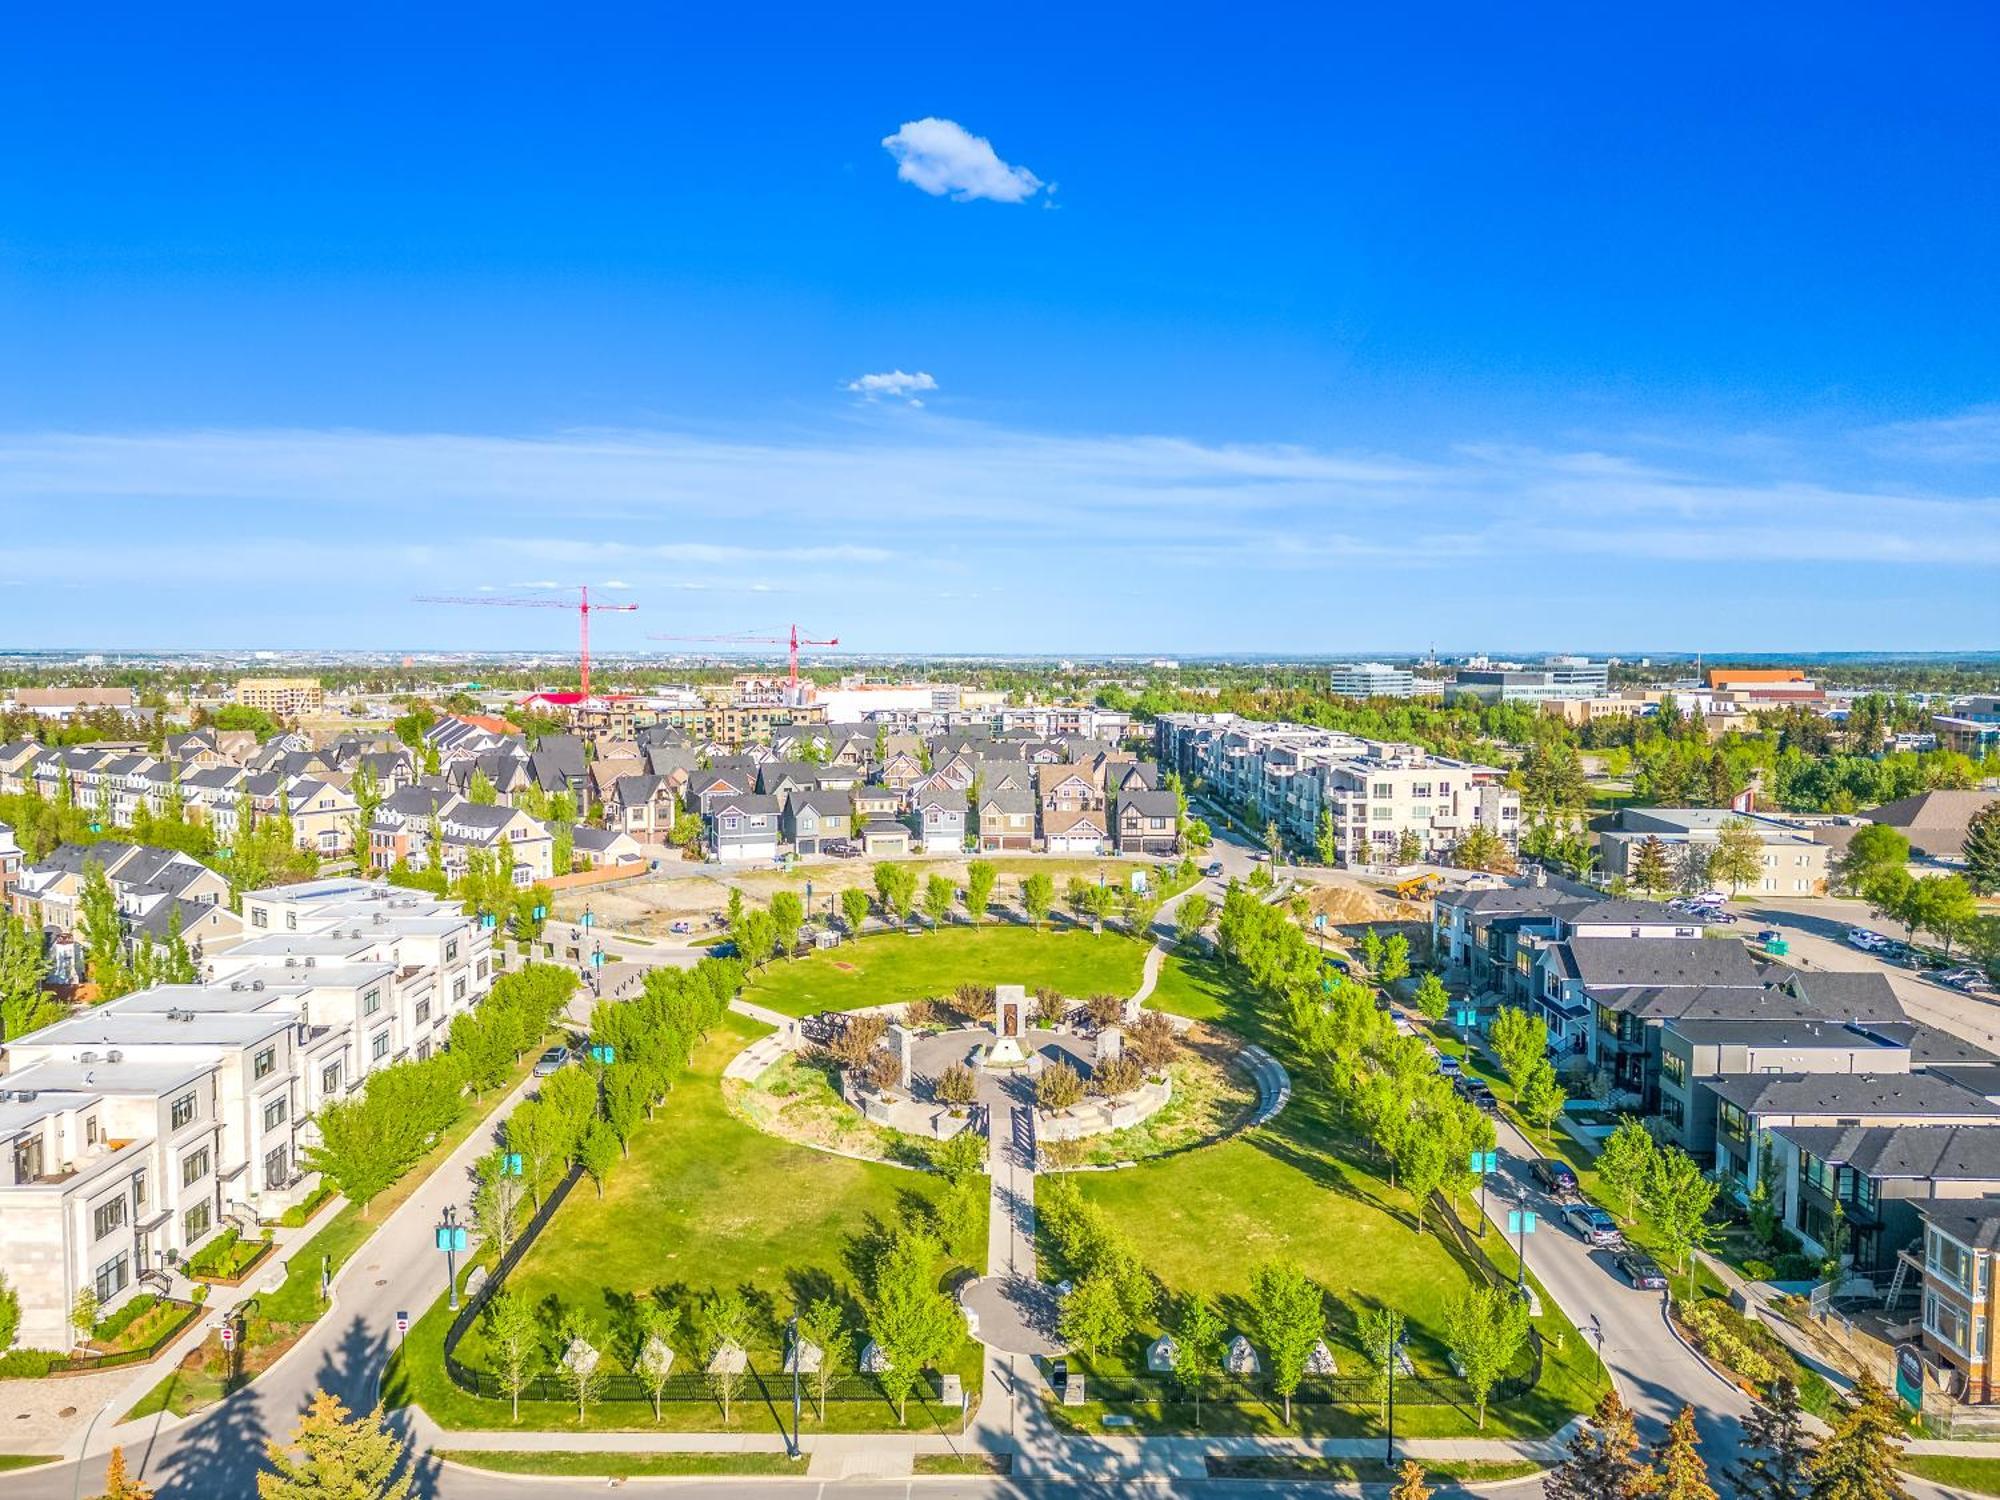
[{"xmin": 985, "ymin": 983, "xmax": 1030, "ymax": 1067}]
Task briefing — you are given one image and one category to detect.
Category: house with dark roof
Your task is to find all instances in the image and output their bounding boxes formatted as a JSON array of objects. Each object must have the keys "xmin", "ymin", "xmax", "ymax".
[
  {"xmin": 782, "ymin": 789, "xmax": 852, "ymax": 856},
  {"xmin": 1856, "ymin": 790, "xmax": 2000, "ymax": 862},
  {"xmin": 1917, "ymin": 1199, "xmax": 2000, "ymax": 1402},
  {"xmin": 976, "ymin": 785, "xmax": 1037, "ymax": 851},
  {"xmin": 909, "ymin": 789, "xmax": 969, "ymax": 855},
  {"xmin": 1115, "ymin": 788, "xmax": 1180, "ymax": 856},
  {"xmin": 706, "ymin": 794, "xmax": 781, "ymax": 862}
]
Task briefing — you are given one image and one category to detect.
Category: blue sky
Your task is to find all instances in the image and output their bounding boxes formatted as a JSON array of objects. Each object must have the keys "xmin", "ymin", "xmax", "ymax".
[{"xmin": 4, "ymin": 4, "xmax": 2000, "ymax": 655}]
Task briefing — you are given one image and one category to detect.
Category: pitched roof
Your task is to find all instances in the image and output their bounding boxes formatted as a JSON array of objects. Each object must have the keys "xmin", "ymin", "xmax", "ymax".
[
  {"xmin": 1704, "ymin": 1071, "xmax": 2000, "ymax": 1118},
  {"xmin": 1043, "ymin": 805, "xmax": 1108, "ymax": 837},
  {"xmin": 1773, "ymin": 1123, "xmax": 2000, "ymax": 1182},
  {"xmin": 1861, "ymin": 791, "xmax": 2000, "ymax": 857},
  {"xmin": 1118, "ymin": 789, "xmax": 1179, "ymax": 820},
  {"xmin": 1565, "ymin": 937, "xmax": 1765, "ymax": 991}
]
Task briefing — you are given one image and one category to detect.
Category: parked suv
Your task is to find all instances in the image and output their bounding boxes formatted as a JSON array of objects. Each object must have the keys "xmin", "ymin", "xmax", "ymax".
[
  {"xmin": 1561, "ymin": 1201, "xmax": 1622, "ymax": 1247},
  {"xmin": 1531, "ymin": 1158, "xmax": 1578, "ymax": 1198}
]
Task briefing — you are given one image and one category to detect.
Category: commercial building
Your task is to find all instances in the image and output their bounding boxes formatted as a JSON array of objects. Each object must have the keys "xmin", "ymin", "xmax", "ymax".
[
  {"xmin": 1445, "ymin": 656, "xmax": 1610, "ymax": 706},
  {"xmin": 1597, "ymin": 807, "xmax": 1831, "ymax": 896},
  {"xmin": 1327, "ymin": 663, "xmax": 1418, "ymax": 699}
]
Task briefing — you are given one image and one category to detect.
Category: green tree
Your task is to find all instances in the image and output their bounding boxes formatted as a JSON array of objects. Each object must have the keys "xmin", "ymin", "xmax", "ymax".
[
  {"xmin": 578, "ymin": 1118, "xmax": 619, "ymax": 1198},
  {"xmin": 1020, "ymin": 872, "xmax": 1055, "ymax": 930},
  {"xmin": 1058, "ymin": 1273, "xmax": 1129, "ymax": 1359},
  {"xmin": 697, "ymin": 1291, "xmax": 751, "ymax": 1426},
  {"xmin": 874, "ymin": 863, "xmax": 918, "ymax": 926},
  {"xmin": 1630, "ymin": 835, "xmax": 1674, "ymax": 898},
  {"xmin": 1357, "ymin": 1305, "xmax": 1405, "ymax": 1423},
  {"xmin": 1488, "ymin": 1007, "xmax": 1547, "ymax": 1098},
  {"xmin": 768, "ymin": 890, "xmax": 805, "ymax": 955},
  {"xmin": 1729, "ymin": 1375, "xmax": 1817, "ymax": 1500},
  {"xmin": 1174, "ymin": 893, "xmax": 1212, "ymax": 947},
  {"xmin": 256, "ymin": 1389, "xmax": 412, "ymax": 1500},
  {"xmin": 1449, "ymin": 824, "xmax": 1514, "ymax": 873},
  {"xmin": 1916, "ymin": 872, "xmax": 1981, "ymax": 955},
  {"xmin": 0, "ymin": 910, "xmax": 59, "ymax": 1041},
  {"xmin": 1442, "ymin": 1284, "xmax": 1530, "ymax": 1430},
  {"xmin": 0, "ymin": 1270, "xmax": 19, "ymax": 1353},
  {"xmin": 483, "ymin": 1291, "xmax": 540, "ymax": 1423},
  {"xmin": 1263, "ymin": 818, "xmax": 1283, "ymax": 868},
  {"xmin": 1544, "ymin": 1389, "xmax": 1653, "ymax": 1500},
  {"xmin": 466, "ymin": 767, "xmax": 498, "ymax": 805},
  {"xmin": 795, "ymin": 1297, "xmax": 846, "ymax": 1421},
  {"xmin": 1650, "ymin": 1144, "xmax": 1721, "ymax": 1300},
  {"xmin": 1709, "ymin": 817, "xmax": 1764, "ymax": 896},
  {"xmin": 77, "ymin": 858, "xmax": 130, "ymax": 998},
  {"xmin": 1360, "ymin": 927, "xmax": 1385, "ymax": 972},
  {"xmin": 1379, "ymin": 934, "xmax": 1411, "ymax": 986},
  {"xmin": 550, "ymin": 819, "xmax": 575, "ymax": 876},
  {"xmin": 1965, "ymin": 800, "xmax": 2000, "ymax": 896},
  {"xmin": 839, "ymin": 886, "xmax": 872, "ymax": 937},
  {"xmin": 71, "ymin": 1287, "xmax": 99, "ymax": 1345},
  {"xmin": 471, "ymin": 1150, "xmax": 527, "ymax": 1263},
  {"xmin": 1314, "ymin": 808, "xmax": 1338, "ymax": 866},
  {"xmin": 1249, "ymin": 1260, "xmax": 1322, "ymax": 1426},
  {"xmin": 1519, "ymin": 1058, "xmax": 1567, "ymax": 1142},
  {"xmin": 1395, "ymin": 828, "xmax": 1423, "ymax": 867},
  {"xmin": 869, "ymin": 1227, "xmax": 962, "ymax": 1425},
  {"xmin": 633, "ymin": 1302, "xmax": 681, "ymax": 1423},
  {"xmin": 302, "ymin": 1095, "xmax": 406, "ymax": 1213},
  {"xmin": 964, "ymin": 859, "xmax": 997, "ymax": 922},
  {"xmin": 1170, "ymin": 1292, "xmax": 1225, "ymax": 1430},
  {"xmin": 1831, "ymin": 822, "xmax": 1909, "ymax": 896},
  {"xmin": 1595, "ymin": 1117, "xmax": 1658, "ymax": 1224},
  {"xmin": 1411, "ymin": 971, "xmax": 1449, "ymax": 1023},
  {"xmin": 552, "ymin": 1311, "xmax": 608, "ymax": 1424},
  {"xmin": 1806, "ymin": 1372, "xmax": 1909, "ymax": 1500},
  {"xmin": 922, "ymin": 873, "xmax": 956, "ymax": 931}
]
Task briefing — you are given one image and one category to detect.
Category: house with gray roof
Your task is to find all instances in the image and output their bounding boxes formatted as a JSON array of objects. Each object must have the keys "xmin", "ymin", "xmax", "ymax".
[
  {"xmin": 1766, "ymin": 1122, "xmax": 2000, "ymax": 1278},
  {"xmin": 782, "ymin": 789, "xmax": 852, "ymax": 855},
  {"xmin": 706, "ymin": 793, "xmax": 781, "ymax": 862},
  {"xmin": 909, "ymin": 789, "xmax": 969, "ymax": 855},
  {"xmin": 1115, "ymin": 788, "xmax": 1180, "ymax": 855}
]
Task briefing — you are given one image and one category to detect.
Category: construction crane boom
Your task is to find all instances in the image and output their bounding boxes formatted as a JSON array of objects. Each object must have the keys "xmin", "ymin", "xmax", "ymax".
[
  {"xmin": 415, "ymin": 585, "xmax": 638, "ymax": 697},
  {"xmin": 648, "ymin": 622, "xmax": 839, "ymax": 691}
]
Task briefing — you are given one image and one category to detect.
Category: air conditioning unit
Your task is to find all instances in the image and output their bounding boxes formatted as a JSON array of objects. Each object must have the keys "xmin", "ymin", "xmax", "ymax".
[
  {"xmin": 304, "ymin": 957, "xmax": 316, "ymax": 968},
  {"xmin": 79, "ymin": 1051, "xmax": 98, "ymax": 1064},
  {"xmin": 230, "ymin": 980, "xmax": 246, "ymax": 992},
  {"xmin": 106, "ymin": 1051, "xmax": 123, "ymax": 1063},
  {"xmin": 251, "ymin": 980, "xmax": 265, "ymax": 992}
]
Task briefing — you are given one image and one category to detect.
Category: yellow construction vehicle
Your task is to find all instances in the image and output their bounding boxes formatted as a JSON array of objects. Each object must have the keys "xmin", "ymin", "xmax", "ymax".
[{"xmin": 1392, "ymin": 873, "xmax": 1443, "ymax": 902}]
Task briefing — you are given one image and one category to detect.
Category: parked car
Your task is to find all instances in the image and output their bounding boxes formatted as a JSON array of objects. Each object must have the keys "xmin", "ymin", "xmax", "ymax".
[
  {"xmin": 1847, "ymin": 928, "xmax": 1887, "ymax": 951},
  {"xmin": 1531, "ymin": 1158, "xmax": 1579, "ymax": 1197},
  {"xmin": 533, "ymin": 1045, "xmax": 570, "ymax": 1077},
  {"xmin": 1616, "ymin": 1252, "xmax": 1668, "ymax": 1290},
  {"xmin": 1939, "ymin": 969, "xmax": 1989, "ymax": 990},
  {"xmin": 822, "ymin": 838, "xmax": 860, "ymax": 858},
  {"xmin": 1456, "ymin": 1078, "xmax": 1499, "ymax": 1112},
  {"xmin": 1561, "ymin": 1201, "xmax": 1622, "ymax": 1247},
  {"xmin": 1204, "ymin": 861, "xmax": 1224, "ymax": 878},
  {"xmin": 1436, "ymin": 1054, "xmax": 1463, "ymax": 1078}
]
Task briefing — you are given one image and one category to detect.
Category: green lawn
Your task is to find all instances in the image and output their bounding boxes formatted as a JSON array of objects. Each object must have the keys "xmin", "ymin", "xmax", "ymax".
[
  {"xmin": 0, "ymin": 1457, "xmax": 56, "ymax": 1473},
  {"xmin": 742, "ymin": 924, "xmax": 1150, "ymax": 1017},
  {"xmin": 1038, "ymin": 950, "xmax": 1606, "ymax": 1439},
  {"xmin": 1207, "ymin": 1456, "xmax": 1542, "ymax": 1483},
  {"xmin": 389, "ymin": 1010, "xmax": 987, "ymax": 1433},
  {"xmin": 1903, "ymin": 1455, "xmax": 2000, "ymax": 1495},
  {"xmin": 438, "ymin": 1450, "xmax": 797, "ymax": 1477}
]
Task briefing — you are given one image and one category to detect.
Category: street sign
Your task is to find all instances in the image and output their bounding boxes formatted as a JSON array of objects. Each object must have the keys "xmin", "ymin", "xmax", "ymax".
[
  {"xmin": 589, "ymin": 1044, "xmax": 616, "ymax": 1066},
  {"xmin": 591, "ymin": 949, "xmax": 605, "ymax": 968},
  {"xmin": 532, "ymin": 904, "xmax": 547, "ymax": 921},
  {"xmin": 1454, "ymin": 1007, "xmax": 1479, "ymax": 1028},
  {"xmin": 435, "ymin": 1226, "xmax": 468, "ymax": 1253},
  {"xmin": 219, "ymin": 1322, "xmax": 235, "ymax": 1350},
  {"xmin": 1507, "ymin": 1210, "xmax": 1539, "ymax": 1236},
  {"xmin": 502, "ymin": 1153, "xmax": 523, "ymax": 1176},
  {"xmin": 395, "ymin": 1310, "xmax": 409, "ymax": 1336},
  {"xmin": 1469, "ymin": 1150, "xmax": 1498, "ymax": 1175},
  {"xmin": 581, "ymin": 909, "xmax": 594, "ymax": 928}
]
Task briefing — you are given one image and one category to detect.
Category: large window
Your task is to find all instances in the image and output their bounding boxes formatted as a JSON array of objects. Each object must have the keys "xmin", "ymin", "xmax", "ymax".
[
  {"xmin": 93, "ymin": 1195, "xmax": 128, "ymax": 1241},
  {"xmin": 363, "ymin": 988, "xmax": 381, "ymax": 1017},
  {"xmin": 1930, "ymin": 1229, "xmax": 1975, "ymax": 1292},
  {"xmin": 263, "ymin": 1144, "xmax": 289, "ymax": 1189},
  {"xmin": 182, "ymin": 1200, "xmax": 211, "ymax": 1243},
  {"xmin": 1927, "ymin": 1289, "xmax": 1972, "ymax": 1353},
  {"xmin": 371, "ymin": 1030, "xmax": 390, "ymax": 1062},
  {"xmin": 1661, "ymin": 1051, "xmax": 1687, "ymax": 1087},
  {"xmin": 414, "ymin": 1000, "xmax": 431, "ymax": 1026},
  {"xmin": 254, "ymin": 1046, "xmax": 276, "ymax": 1081},
  {"xmin": 321, "ymin": 1061, "xmax": 342, "ymax": 1096},
  {"xmin": 170, "ymin": 1092, "xmax": 196, "ymax": 1130},
  {"xmin": 180, "ymin": 1147, "xmax": 210, "ymax": 1188},
  {"xmin": 93, "ymin": 1251, "xmax": 130, "ymax": 1305},
  {"xmin": 262, "ymin": 1097, "xmax": 287, "ymax": 1131}
]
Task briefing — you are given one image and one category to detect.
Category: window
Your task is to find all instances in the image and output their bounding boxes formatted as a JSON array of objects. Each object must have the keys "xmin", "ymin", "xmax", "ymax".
[
  {"xmin": 476, "ymin": 959, "xmax": 489, "ymax": 980},
  {"xmin": 1661, "ymin": 1095, "xmax": 1685, "ymax": 1128},
  {"xmin": 363, "ymin": 987, "xmax": 381, "ymax": 1016},
  {"xmin": 94, "ymin": 1251, "xmax": 130, "ymax": 1304},
  {"xmin": 371, "ymin": 1030, "xmax": 390, "ymax": 1062},
  {"xmin": 1926, "ymin": 1290, "xmax": 1971, "ymax": 1353},
  {"xmin": 254, "ymin": 1046, "xmax": 276, "ymax": 1081},
  {"xmin": 263, "ymin": 1144, "xmax": 289, "ymax": 1189},
  {"xmin": 85, "ymin": 1114, "xmax": 101, "ymax": 1147},
  {"xmin": 1661, "ymin": 1051, "xmax": 1687, "ymax": 1087},
  {"xmin": 182, "ymin": 1200, "xmax": 211, "ymax": 1243},
  {"xmin": 320, "ymin": 1061, "xmax": 342, "ymax": 1096},
  {"xmin": 445, "ymin": 939, "xmax": 459, "ymax": 962},
  {"xmin": 251, "ymin": 908, "xmax": 268, "ymax": 929},
  {"xmin": 414, "ymin": 1000, "xmax": 431, "ymax": 1026},
  {"xmin": 93, "ymin": 1196, "xmax": 128, "ymax": 1241},
  {"xmin": 180, "ymin": 1147, "xmax": 210, "ymax": 1187},
  {"xmin": 170, "ymin": 1092, "xmax": 196, "ymax": 1130},
  {"xmin": 453, "ymin": 976, "xmax": 467, "ymax": 1002},
  {"xmin": 262, "ymin": 1097, "xmax": 287, "ymax": 1131},
  {"xmin": 1372, "ymin": 782, "xmax": 1394, "ymax": 798},
  {"xmin": 1929, "ymin": 1229, "xmax": 1975, "ymax": 1292},
  {"xmin": 132, "ymin": 1168, "xmax": 148, "ymax": 1212}
]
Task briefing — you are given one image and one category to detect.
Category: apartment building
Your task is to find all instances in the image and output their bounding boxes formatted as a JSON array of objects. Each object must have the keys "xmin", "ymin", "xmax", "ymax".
[
  {"xmin": 234, "ymin": 677, "xmax": 324, "ymax": 719},
  {"xmin": 0, "ymin": 878, "xmax": 493, "ymax": 1349},
  {"xmin": 1154, "ymin": 713, "xmax": 1520, "ymax": 867},
  {"xmin": 1918, "ymin": 1201, "xmax": 2000, "ymax": 1403},
  {"xmin": 1598, "ymin": 807, "xmax": 1831, "ymax": 896}
]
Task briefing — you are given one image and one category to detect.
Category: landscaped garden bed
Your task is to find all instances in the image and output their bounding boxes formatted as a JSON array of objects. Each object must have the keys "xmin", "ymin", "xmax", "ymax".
[{"xmin": 184, "ymin": 1227, "xmax": 276, "ymax": 1284}]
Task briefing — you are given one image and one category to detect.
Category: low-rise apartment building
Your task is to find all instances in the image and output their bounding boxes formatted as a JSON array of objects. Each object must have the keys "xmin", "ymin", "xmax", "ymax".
[
  {"xmin": 234, "ymin": 678, "xmax": 324, "ymax": 719},
  {"xmin": 1598, "ymin": 807, "xmax": 1830, "ymax": 896}
]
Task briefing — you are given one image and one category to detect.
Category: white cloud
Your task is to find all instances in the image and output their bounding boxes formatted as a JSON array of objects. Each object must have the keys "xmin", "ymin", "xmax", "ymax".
[
  {"xmin": 1864, "ymin": 406, "xmax": 2000, "ymax": 465},
  {"xmin": 845, "ymin": 370, "xmax": 938, "ymax": 406},
  {"xmin": 881, "ymin": 118, "xmax": 1042, "ymax": 204},
  {"xmin": 600, "ymin": 579, "xmax": 631, "ymax": 589}
]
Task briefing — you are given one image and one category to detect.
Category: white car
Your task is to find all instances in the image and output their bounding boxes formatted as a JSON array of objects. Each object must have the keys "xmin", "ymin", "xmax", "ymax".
[{"xmin": 1847, "ymin": 928, "xmax": 1887, "ymax": 951}]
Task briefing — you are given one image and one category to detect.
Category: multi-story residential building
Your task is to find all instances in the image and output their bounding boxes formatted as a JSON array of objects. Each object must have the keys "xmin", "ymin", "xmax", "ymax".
[
  {"xmin": 706, "ymin": 793, "xmax": 781, "ymax": 862},
  {"xmin": 234, "ymin": 678, "xmax": 324, "ymax": 719},
  {"xmin": 11, "ymin": 843, "xmax": 241, "ymax": 982},
  {"xmin": 1598, "ymin": 807, "xmax": 1830, "ymax": 896},
  {"xmin": 1155, "ymin": 715, "xmax": 1521, "ymax": 868},
  {"xmin": 0, "ymin": 876, "xmax": 492, "ymax": 1349},
  {"xmin": 1327, "ymin": 662, "xmax": 1418, "ymax": 699},
  {"xmin": 1114, "ymin": 788, "xmax": 1180, "ymax": 855},
  {"xmin": 1918, "ymin": 1201, "xmax": 2000, "ymax": 1403},
  {"xmin": 781, "ymin": 790, "xmax": 852, "ymax": 856}
]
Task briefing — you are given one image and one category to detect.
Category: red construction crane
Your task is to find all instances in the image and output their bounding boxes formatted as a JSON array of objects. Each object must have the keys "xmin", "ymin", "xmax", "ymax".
[
  {"xmin": 414, "ymin": 586, "xmax": 639, "ymax": 697},
  {"xmin": 647, "ymin": 623, "xmax": 839, "ymax": 692}
]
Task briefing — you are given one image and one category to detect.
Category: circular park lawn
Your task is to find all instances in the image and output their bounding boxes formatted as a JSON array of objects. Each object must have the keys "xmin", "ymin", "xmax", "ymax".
[
  {"xmin": 389, "ymin": 1008, "xmax": 987, "ymax": 1433},
  {"xmin": 740, "ymin": 924, "xmax": 1150, "ymax": 1018}
]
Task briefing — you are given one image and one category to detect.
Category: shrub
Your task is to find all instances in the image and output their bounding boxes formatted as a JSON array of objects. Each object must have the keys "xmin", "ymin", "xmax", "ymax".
[
  {"xmin": 92, "ymin": 1294, "xmax": 159, "ymax": 1344},
  {"xmin": 952, "ymin": 983, "xmax": 996, "ymax": 1023},
  {"xmin": 1084, "ymin": 993, "xmax": 1124, "ymax": 1028},
  {"xmin": 902, "ymin": 996, "xmax": 941, "ymax": 1028},
  {"xmin": 1037, "ymin": 1061, "xmax": 1085, "ymax": 1112},
  {"xmin": 1090, "ymin": 1055, "xmax": 1143, "ymax": 1097},
  {"xmin": 274, "ymin": 1183, "xmax": 336, "ymax": 1229},
  {"xmin": 1740, "ymin": 1258, "xmax": 1777, "ymax": 1282},
  {"xmin": 830, "ymin": 1013, "xmax": 888, "ymax": 1069},
  {"xmin": 1038, "ymin": 1137, "xmax": 1086, "ymax": 1169},
  {"xmin": 0, "ymin": 1348, "xmax": 58, "ymax": 1379},
  {"xmin": 934, "ymin": 1063, "xmax": 977, "ymax": 1107},
  {"xmin": 1034, "ymin": 986, "xmax": 1068, "ymax": 1027},
  {"xmin": 1772, "ymin": 1253, "xmax": 1819, "ymax": 1282},
  {"xmin": 861, "ymin": 1049, "xmax": 902, "ymax": 1092},
  {"xmin": 1127, "ymin": 1011, "xmax": 1178, "ymax": 1075}
]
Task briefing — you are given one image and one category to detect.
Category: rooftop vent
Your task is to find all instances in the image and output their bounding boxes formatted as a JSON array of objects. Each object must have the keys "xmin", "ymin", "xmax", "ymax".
[
  {"xmin": 105, "ymin": 1050, "xmax": 122, "ymax": 1063},
  {"xmin": 79, "ymin": 1051, "xmax": 98, "ymax": 1064},
  {"xmin": 251, "ymin": 980, "xmax": 264, "ymax": 992}
]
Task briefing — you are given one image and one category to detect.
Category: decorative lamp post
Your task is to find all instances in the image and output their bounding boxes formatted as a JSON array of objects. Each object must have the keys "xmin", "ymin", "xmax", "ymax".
[
  {"xmin": 1507, "ymin": 1208, "xmax": 1538, "ymax": 1290},
  {"xmin": 1469, "ymin": 1149, "xmax": 1498, "ymax": 1238},
  {"xmin": 436, "ymin": 1206, "xmax": 469, "ymax": 1311},
  {"xmin": 786, "ymin": 1313, "xmax": 803, "ymax": 1461}
]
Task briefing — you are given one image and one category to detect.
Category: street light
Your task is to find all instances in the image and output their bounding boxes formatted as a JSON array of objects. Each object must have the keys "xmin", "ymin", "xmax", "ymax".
[
  {"xmin": 436, "ymin": 1206, "xmax": 469, "ymax": 1311},
  {"xmin": 785, "ymin": 1313, "xmax": 803, "ymax": 1461},
  {"xmin": 1384, "ymin": 1327, "xmax": 1408, "ymax": 1466},
  {"xmin": 1469, "ymin": 1150, "xmax": 1498, "ymax": 1239},
  {"xmin": 1507, "ymin": 1208, "xmax": 1538, "ymax": 1291}
]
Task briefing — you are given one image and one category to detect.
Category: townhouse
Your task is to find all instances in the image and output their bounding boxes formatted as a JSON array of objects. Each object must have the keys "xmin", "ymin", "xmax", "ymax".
[{"xmin": 11, "ymin": 842, "xmax": 242, "ymax": 981}]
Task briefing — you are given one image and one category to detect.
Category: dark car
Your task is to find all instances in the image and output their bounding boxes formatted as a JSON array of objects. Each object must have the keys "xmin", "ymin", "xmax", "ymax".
[
  {"xmin": 1204, "ymin": 861, "xmax": 1224, "ymax": 878},
  {"xmin": 1616, "ymin": 1252, "xmax": 1668, "ymax": 1290},
  {"xmin": 1531, "ymin": 1158, "xmax": 1578, "ymax": 1197},
  {"xmin": 822, "ymin": 838, "xmax": 860, "ymax": 858},
  {"xmin": 1455, "ymin": 1077, "xmax": 1499, "ymax": 1112},
  {"xmin": 1562, "ymin": 1201, "xmax": 1623, "ymax": 1247}
]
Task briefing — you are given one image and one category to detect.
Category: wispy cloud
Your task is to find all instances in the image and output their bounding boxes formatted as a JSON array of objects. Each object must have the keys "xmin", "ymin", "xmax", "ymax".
[
  {"xmin": 845, "ymin": 370, "xmax": 937, "ymax": 406},
  {"xmin": 881, "ymin": 118, "xmax": 1042, "ymax": 204},
  {"xmin": 1863, "ymin": 406, "xmax": 2000, "ymax": 465}
]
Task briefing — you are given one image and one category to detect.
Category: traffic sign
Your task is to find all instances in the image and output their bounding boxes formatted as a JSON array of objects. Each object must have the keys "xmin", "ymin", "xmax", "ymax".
[
  {"xmin": 532, "ymin": 904, "xmax": 547, "ymax": 921},
  {"xmin": 395, "ymin": 1310, "xmax": 409, "ymax": 1336},
  {"xmin": 1506, "ymin": 1210, "xmax": 1539, "ymax": 1236},
  {"xmin": 502, "ymin": 1152, "xmax": 523, "ymax": 1176},
  {"xmin": 588, "ymin": 1044, "xmax": 616, "ymax": 1066},
  {"xmin": 219, "ymin": 1321, "xmax": 235, "ymax": 1350}
]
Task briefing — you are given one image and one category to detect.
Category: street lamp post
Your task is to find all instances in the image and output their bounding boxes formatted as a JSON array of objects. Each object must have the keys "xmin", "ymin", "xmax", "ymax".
[
  {"xmin": 1469, "ymin": 1149, "xmax": 1497, "ymax": 1239},
  {"xmin": 1384, "ymin": 1330, "xmax": 1407, "ymax": 1466},
  {"xmin": 1508, "ymin": 1208, "xmax": 1538, "ymax": 1291},
  {"xmin": 786, "ymin": 1313, "xmax": 803, "ymax": 1461},
  {"xmin": 436, "ymin": 1206, "xmax": 468, "ymax": 1311}
]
